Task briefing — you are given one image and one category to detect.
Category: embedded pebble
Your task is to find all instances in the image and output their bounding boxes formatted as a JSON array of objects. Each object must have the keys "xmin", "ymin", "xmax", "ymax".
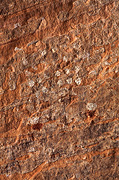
[
  {"xmin": 35, "ymin": 91, "xmax": 40, "ymax": 98},
  {"xmin": 0, "ymin": 87, "xmax": 4, "ymax": 95},
  {"xmin": 63, "ymin": 56, "xmax": 68, "ymax": 62},
  {"xmin": 28, "ymin": 80, "xmax": 35, "ymax": 87},
  {"xmin": 73, "ymin": 1, "xmax": 80, "ymax": 7},
  {"xmin": 25, "ymin": 70, "xmax": 31, "ymax": 76},
  {"xmin": 75, "ymin": 77, "xmax": 81, "ymax": 85},
  {"xmin": 28, "ymin": 117, "xmax": 39, "ymax": 124},
  {"xmin": 115, "ymin": 68, "xmax": 118, "ymax": 73},
  {"xmin": 75, "ymin": 66, "xmax": 80, "ymax": 73},
  {"xmin": 86, "ymin": 103, "xmax": 97, "ymax": 111},
  {"xmin": 14, "ymin": 23, "xmax": 21, "ymax": 28},
  {"xmin": 42, "ymin": 87, "xmax": 48, "ymax": 93},
  {"xmin": 52, "ymin": 48, "xmax": 56, "ymax": 53},
  {"xmin": 89, "ymin": 70, "xmax": 97, "ymax": 75},
  {"xmin": 65, "ymin": 69, "xmax": 70, "ymax": 74},
  {"xmin": 66, "ymin": 78, "xmax": 72, "ymax": 84},
  {"xmin": 14, "ymin": 47, "xmax": 22, "ymax": 51},
  {"xmin": 22, "ymin": 57, "xmax": 28, "ymax": 65},
  {"xmin": 32, "ymin": 66, "xmax": 38, "ymax": 70},
  {"xmin": 59, "ymin": 87, "xmax": 68, "ymax": 96},
  {"xmin": 57, "ymin": 80, "xmax": 63, "ymax": 87},
  {"xmin": 55, "ymin": 71, "xmax": 61, "ymax": 76},
  {"xmin": 104, "ymin": 61, "xmax": 110, "ymax": 66},
  {"xmin": 58, "ymin": 98, "xmax": 61, "ymax": 102},
  {"xmin": 9, "ymin": 81, "xmax": 16, "ymax": 90},
  {"xmin": 37, "ymin": 77, "xmax": 42, "ymax": 83},
  {"xmin": 29, "ymin": 147, "xmax": 35, "ymax": 152},
  {"xmin": 41, "ymin": 50, "xmax": 47, "ymax": 56}
]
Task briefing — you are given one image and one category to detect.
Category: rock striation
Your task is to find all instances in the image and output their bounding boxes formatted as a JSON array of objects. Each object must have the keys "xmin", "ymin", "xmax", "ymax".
[{"xmin": 0, "ymin": 0, "xmax": 119, "ymax": 179}]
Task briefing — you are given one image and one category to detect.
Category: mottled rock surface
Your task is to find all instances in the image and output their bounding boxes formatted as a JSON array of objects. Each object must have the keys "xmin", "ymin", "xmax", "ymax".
[{"xmin": 0, "ymin": 0, "xmax": 119, "ymax": 179}]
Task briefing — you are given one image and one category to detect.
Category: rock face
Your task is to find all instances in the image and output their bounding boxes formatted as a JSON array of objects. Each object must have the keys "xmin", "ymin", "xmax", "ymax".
[{"xmin": 0, "ymin": 0, "xmax": 119, "ymax": 179}]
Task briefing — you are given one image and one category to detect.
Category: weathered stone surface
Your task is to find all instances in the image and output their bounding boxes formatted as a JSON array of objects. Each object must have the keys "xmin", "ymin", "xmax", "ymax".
[{"xmin": 0, "ymin": 0, "xmax": 119, "ymax": 179}]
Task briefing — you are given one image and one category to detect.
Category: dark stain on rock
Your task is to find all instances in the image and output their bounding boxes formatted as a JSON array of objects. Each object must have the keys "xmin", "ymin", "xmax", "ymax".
[
  {"xmin": 88, "ymin": 110, "xmax": 96, "ymax": 118},
  {"xmin": 66, "ymin": 61, "xmax": 70, "ymax": 66},
  {"xmin": 29, "ymin": 133, "xmax": 34, "ymax": 141},
  {"xmin": 81, "ymin": 123, "xmax": 110, "ymax": 140},
  {"xmin": 32, "ymin": 123, "xmax": 43, "ymax": 131},
  {"xmin": 51, "ymin": 153, "xmax": 55, "ymax": 160},
  {"xmin": 52, "ymin": 52, "xmax": 58, "ymax": 60},
  {"xmin": 61, "ymin": 115, "xmax": 68, "ymax": 125},
  {"xmin": 51, "ymin": 152, "xmax": 60, "ymax": 160},
  {"xmin": 40, "ymin": 101, "xmax": 50, "ymax": 110},
  {"xmin": 90, "ymin": 120, "xmax": 95, "ymax": 126}
]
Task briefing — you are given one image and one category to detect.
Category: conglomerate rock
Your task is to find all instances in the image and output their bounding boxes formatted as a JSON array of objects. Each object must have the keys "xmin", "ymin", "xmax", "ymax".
[{"xmin": 0, "ymin": 0, "xmax": 119, "ymax": 179}]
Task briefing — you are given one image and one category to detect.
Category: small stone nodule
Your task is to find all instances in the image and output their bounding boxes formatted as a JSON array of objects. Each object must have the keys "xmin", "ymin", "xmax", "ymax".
[{"xmin": 86, "ymin": 103, "xmax": 97, "ymax": 111}]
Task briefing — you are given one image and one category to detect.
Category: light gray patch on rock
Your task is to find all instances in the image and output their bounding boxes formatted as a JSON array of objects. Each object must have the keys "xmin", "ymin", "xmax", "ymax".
[{"xmin": 86, "ymin": 103, "xmax": 97, "ymax": 111}]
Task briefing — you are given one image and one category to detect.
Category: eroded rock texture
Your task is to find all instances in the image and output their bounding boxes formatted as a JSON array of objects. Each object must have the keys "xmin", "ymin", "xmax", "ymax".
[{"xmin": 0, "ymin": 0, "xmax": 119, "ymax": 179}]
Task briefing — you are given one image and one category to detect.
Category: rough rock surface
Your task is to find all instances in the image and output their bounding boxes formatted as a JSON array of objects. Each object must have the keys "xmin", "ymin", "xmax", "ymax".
[{"xmin": 0, "ymin": 0, "xmax": 119, "ymax": 179}]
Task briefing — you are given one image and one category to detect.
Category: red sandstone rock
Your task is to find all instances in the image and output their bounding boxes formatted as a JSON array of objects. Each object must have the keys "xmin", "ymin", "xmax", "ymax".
[{"xmin": 0, "ymin": 0, "xmax": 119, "ymax": 179}]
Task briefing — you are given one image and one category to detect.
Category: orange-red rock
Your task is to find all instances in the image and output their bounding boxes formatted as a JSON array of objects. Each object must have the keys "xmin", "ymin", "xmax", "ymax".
[{"xmin": 0, "ymin": 0, "xmax": 119, "ymax": 179}]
